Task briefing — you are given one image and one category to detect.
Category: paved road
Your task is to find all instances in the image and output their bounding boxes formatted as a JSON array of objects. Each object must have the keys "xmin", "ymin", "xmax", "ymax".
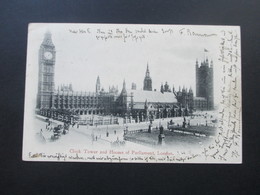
[{"xmin": 34, "ymin": 117, "xmax": 110, "ymax": 147}]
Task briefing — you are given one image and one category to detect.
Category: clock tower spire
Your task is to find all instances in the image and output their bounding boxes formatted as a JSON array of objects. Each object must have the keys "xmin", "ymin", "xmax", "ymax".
[{"xmin": 36, "ymin": 31, "xmax": 56, "ymax": 109}]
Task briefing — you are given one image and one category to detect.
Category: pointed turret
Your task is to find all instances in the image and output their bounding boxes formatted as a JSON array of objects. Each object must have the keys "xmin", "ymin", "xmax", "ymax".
[
  {"xmin": 182, "ymin": 86, "xmax": 186, "ymax": 93},
  {"xmin": 121, "ymin": 79, "xmax": 127, "ymax": 95},
  {"xmin": 210, "ymin": 59, "xmax": 213, "ymax": 68},
  {"xmin": 189, "ymin": 86, "xmax": 193, "ymax": 94},
  {"xmin": 196, "ymin": 59, "xmax": 199, "ymax": 68},
  {"xmin": 42, "ymin": 31, "xmax": 55, "ymax": 48},
  {"xmin": 146, "ymin": 62, "xmax": 150, "ymax": 77},
  {"xmin": 160, "ymin": 83, "xmax": 164, "ymax": 93},
  {"xmin": 144, "ymin": 99, "xmax": 148, "ymax": 109},
  {"xmin": 206, "ymin": 57, "xmax": 209, "ymax": 66},
  {"xmin": 164, "ymin": 81, "xmax": 169, "ymax": 92},
  {"xmin": 69, "ymin": 83, "xmax": 73, "ymax": 91},
  {"xmin": 96, "ymin": 76, "xmax": 101, "ymax": 93}
]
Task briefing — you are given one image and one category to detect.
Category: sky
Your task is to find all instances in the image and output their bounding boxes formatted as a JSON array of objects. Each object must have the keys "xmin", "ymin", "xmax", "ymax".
[{"xmin": 26, "ymin": 23, "xmax": 225, "ymax": 105}]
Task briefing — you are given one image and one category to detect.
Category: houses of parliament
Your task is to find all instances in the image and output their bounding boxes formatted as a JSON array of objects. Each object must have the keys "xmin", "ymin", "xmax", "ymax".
[{"xmin": 37, "ymin": 32, "xmax": 214, "ymax": 122}]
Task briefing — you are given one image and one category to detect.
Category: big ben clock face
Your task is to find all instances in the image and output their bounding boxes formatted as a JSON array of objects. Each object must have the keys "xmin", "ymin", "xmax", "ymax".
[{"xmin": 44, "ymin": 51, "xmax": 53, "ymax": 60}]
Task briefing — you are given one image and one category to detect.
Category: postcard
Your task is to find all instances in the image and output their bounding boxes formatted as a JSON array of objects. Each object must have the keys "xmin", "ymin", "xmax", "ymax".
[{"xmin": 23, "ymin": 23, "xmax": 242, "ymax": 163}]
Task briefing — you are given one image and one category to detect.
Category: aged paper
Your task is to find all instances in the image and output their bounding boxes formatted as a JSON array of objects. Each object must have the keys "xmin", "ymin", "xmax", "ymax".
[{"xmin": 23, "ymin": 23, "xmax": 242, "ymax": 163}]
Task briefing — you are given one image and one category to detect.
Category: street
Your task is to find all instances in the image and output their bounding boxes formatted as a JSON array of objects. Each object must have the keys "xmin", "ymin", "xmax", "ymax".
[{"xmin": 33, "ymin": 110, "xmax": 218, "ymax": 149}]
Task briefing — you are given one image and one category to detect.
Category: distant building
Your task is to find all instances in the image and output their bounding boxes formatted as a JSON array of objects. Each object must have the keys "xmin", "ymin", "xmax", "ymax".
[
  {"xmin": 36, "ymin": 32, "xmax": 213, "ymax": 123},
  {"xmin": 36, "ymin": 32, "xmax": 117, "ymax": 121},
  {"xmin": 115, "ymin": 70, "xmax": 194, "ymax": 121},
  {"xmin": 115, "ymin": 80, "xmax": 182, "ymax": 121},
  {"xmin": 174, "ymin": 86, "xmax": 194, "ymax": 111},
  {"xmin": 195, "ymin": 58, "xmax": 214, "ymax": 110}
]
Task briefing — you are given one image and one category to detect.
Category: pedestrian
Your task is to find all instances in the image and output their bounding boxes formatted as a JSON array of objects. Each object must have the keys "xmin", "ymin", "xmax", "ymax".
[
  {"xmin": 96, "ymin": 136, "xmax": 98, "ymax": 141},
  {"xmin": 114, "ymin": 130, "xmax": 116, "ymax": 134}
]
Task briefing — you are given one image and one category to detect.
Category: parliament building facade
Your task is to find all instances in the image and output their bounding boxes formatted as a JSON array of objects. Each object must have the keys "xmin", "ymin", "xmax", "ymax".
[{"xmin": 36, "ymin": 32, "xmax": 214, "ymax": 123}]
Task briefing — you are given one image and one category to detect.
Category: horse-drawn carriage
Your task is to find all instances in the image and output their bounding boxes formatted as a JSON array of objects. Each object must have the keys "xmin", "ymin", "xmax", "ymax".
[
  {"xmin": 51, "ymin": 125, "xmax": 63, "ymax": 141},
  {"xmin": 50, "ymin": 122, "xmax": 70, "ymax": 141}
]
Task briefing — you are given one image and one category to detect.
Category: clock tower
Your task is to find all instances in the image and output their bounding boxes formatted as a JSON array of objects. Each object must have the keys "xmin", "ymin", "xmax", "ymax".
[{"xmin": 36, "ymin": 31, "xmax": 56, "ymax": 109}]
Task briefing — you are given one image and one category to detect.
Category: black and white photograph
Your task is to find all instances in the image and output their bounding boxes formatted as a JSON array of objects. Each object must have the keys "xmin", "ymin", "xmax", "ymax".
[{"xmin": 22, "ymin": 23, "xmax": 242, "ymax": 163}]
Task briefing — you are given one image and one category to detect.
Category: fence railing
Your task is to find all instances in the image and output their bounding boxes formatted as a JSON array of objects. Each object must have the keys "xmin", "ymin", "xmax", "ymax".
[
  {"xmin": 124, "ymin": 136, "xmax": 157, "ymax": 147},
  {"xmin": 168, "ymin": 125, "xmax": 216, "ymax": 136},
  {"xmin": 78, "ymin": 118, "xmax": 119, "ymax": 126}
]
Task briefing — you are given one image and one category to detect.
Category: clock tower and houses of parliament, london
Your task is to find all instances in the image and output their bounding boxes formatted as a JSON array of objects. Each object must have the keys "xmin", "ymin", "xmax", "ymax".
[{"xmin": 36, "ymin": 32, "xmax": 214, "ymax": 123}]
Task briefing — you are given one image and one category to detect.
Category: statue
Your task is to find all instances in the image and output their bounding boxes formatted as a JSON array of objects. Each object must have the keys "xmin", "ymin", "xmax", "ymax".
[
  {"xmin": 148, "ymin": 123, "xmax": 152, "ymax": 133},
  {"xmin": 158, "ymin": 125, "xmax": 165, "ymax": 146}
]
